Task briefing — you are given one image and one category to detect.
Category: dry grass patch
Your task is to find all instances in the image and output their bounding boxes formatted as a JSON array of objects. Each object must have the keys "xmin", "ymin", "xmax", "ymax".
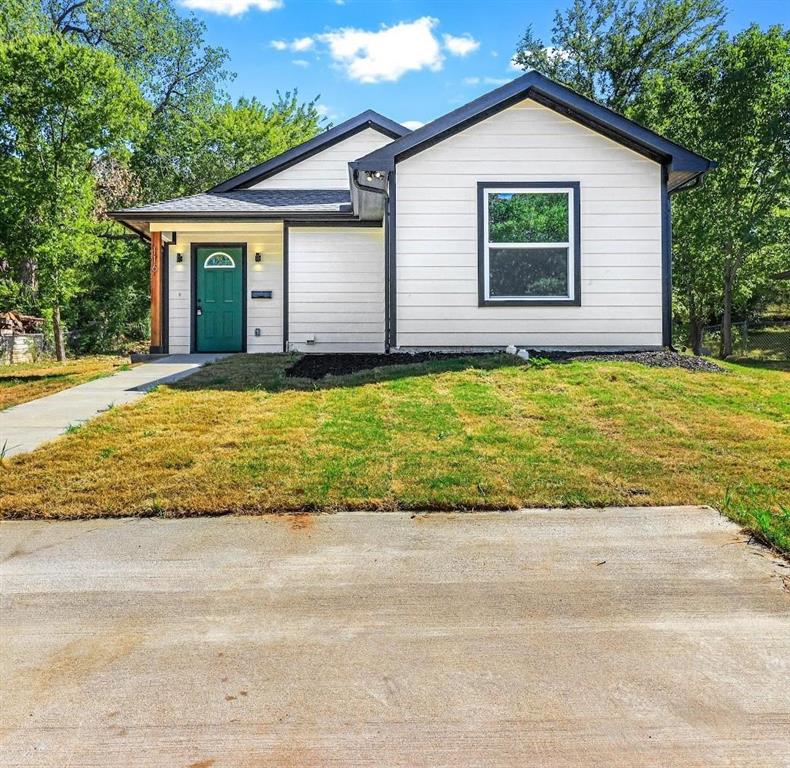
[
  {"xmin": 0, "ymin": 353, "xmax": 788, "ymax": 552},
  {"xmin": 0, "ymin": 356, "xmax": 131, "ymax": 410}
]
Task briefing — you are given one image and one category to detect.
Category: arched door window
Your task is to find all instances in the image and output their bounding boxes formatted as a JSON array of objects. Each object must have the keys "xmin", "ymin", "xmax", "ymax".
[{"xmin": 204, "ymin": 252, "xmax": 235, "ymax": 269}]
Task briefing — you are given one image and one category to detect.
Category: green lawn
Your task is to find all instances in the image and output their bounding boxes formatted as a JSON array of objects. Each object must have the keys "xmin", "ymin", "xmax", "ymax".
[
  {"xmin": 0, "ymin": 355, "xmax": 131, "ymax": 411},
  {"xmin": 1, "ymin": 353, "xmax": 788, "ymax": 552}
]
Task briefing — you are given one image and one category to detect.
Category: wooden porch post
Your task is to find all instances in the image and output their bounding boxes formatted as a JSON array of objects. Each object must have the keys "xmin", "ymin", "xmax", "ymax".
[{"xmin": 150, "ymin": 230, "xmax": 162, "ymax": 353}]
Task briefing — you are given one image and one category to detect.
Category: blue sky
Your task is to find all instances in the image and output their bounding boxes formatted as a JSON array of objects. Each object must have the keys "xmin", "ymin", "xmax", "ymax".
[{"xmin": 182, "ymin": 0, "xmax": 790, "ymax": 128}]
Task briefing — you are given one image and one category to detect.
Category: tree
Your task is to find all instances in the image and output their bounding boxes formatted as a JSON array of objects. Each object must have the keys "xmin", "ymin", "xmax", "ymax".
[
  {"xmin": 636, "ymin": 26, "xmax": 790, "ymax": 355},
  {"xmin": 41, "ymin": 0, "xmax": 230, "ymax": 117},
  {"xmin": 0, "ymin": 34, "xmax": 148, "ymax": 358},
  {"xmin": 512, "ymin": 0, "xmax": 725, "ymax": 112},
  {"xmin": 134, "ymin": 92, "xmax": 325, "ymax": 201}
]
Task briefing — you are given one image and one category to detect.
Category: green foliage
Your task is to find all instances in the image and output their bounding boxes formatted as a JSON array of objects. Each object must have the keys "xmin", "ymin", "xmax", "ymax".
[
  {"xmin": 514, "ymin": 3, "xmax": 789, "ymax": 357},
  {"xmin": 513, "ymin": 0, "xmax": 726, "ymax": 112},
  {"xmin": 0, "ymin": 34, "xmax": 149, "ymax": 355},
  {"xmin": 135, "ymin": 91, "xmax": 324, "ymax": 201},
  {"xmin": 488, "ymin": 192, "xmax": 569, "ymax": 242},
  {"xmin": 636, "ymin": 25, "xmax": 790, "ymax": 353},
  {"xmin": 0, "ymin": 1, "xmax": 323, "ymax": 355},
  {"xmin": 41, "ymin": 0, "xmax": 230, "ymax": 116}
]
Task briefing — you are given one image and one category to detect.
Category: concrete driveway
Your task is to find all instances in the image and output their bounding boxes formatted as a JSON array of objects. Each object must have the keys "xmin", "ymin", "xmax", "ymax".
[{"xmin": 1, "ymin": 507, "xmax": 788, "ymax": 767}]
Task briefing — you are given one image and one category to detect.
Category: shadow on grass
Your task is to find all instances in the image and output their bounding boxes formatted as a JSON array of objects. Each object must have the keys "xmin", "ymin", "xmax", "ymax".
[
  {"xmin": 0, "ymin": 372, "xmax": 73, "ymax": 384},
  {"xmin": 726, "ymin": 358, "xmax": 790, "ymax": 373},
  {"xmin": 172, "ymin": 352, "xmax": 530, "ymax": 393}
]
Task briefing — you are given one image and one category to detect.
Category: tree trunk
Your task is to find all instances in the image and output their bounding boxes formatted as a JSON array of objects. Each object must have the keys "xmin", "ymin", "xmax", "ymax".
[
  {"xmin": 687, "ymin": 291, "xmax": 704, "ymax": 355},
  {"xmin": 689, "ymin": 316, "xmax": 704, "ymax": 355},
  {"xmin": 21, "ymin": 256, "xmax": 38, "ymax": 295},
  {"xmin": 720, "ymin": 270, "xmax": 734, "ymax": 358},
  {"xmin": 52, "ymin": 304, "xmax": 66, "ymax": 362}
]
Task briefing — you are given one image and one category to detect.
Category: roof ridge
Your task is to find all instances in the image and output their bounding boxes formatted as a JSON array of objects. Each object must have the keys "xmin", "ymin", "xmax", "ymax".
[{"xmin": 351, "ymin": 70, "xmax": 713, "ymax": 191}]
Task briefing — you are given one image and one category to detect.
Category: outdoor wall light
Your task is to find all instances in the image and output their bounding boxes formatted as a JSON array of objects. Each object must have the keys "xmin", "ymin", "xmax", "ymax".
[
  {"xmin": 255, "ymin": 252, "xmax": 262, "ymax": 263},
  {"xmin": 176, "ymin": 252, "xmax": 183, "ymax": 263}
]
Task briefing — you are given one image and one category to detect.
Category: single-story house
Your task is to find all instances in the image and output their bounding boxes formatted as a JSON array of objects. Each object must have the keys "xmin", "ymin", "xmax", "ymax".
[{"xmin": 110, "ymin": 71, "xmax": 715, "ymax": 355}]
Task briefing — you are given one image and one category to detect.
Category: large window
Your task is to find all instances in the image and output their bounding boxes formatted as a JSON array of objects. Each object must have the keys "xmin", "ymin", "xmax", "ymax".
[{"xmin": 478, "ymin": 182, "xmax": 580, "ymax": 306}]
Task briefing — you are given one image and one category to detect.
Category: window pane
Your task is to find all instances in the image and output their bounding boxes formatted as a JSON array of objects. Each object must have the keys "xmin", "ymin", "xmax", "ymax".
[
  {"xmin": 489, "ymin": 247, "xmax": 569, "ymax": 298},
  {"xmin": 204, "ymin": 252, "xmax": 235, "ymax": 269},
  {"xmin": 488, "ymin": 192, "xmax": 569, "ymax": 243}
]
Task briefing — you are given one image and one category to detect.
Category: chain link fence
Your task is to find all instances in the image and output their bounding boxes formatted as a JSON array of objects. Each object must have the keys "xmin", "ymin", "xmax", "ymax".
[{"xmin": 698, "ymin": 319, "xmax": 790, "ymax": 361}]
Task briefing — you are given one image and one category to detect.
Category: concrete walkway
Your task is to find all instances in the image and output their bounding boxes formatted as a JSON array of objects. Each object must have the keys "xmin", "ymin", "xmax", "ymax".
[
  {"xmin": 0, "ymin": 354, "xmax": 224, "ymax": 457},
  {"xmin": 0, "ymin": 506, "xmax": 788, "ymax": 767}
]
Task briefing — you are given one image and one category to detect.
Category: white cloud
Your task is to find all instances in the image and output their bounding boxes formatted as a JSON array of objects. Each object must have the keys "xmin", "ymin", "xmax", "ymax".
[
  {"xmin": 509, "ymin": 55, "xmax": 522, "ymax": 71},
  {"xmin": 292, "ymin": 59, "xmax": 310, "ymax": 67},
  {"xmin": 318, "ymin": 17, "xmax": 443, "ymax": 83},
  {"xmin": 270, "ymin": 18, "xmax": 478, "ymax": 84},
  {"xmin": 271, "ymin": 36, "xmax": 314, "ymax": 52},
  {"xmin": 402, "ymin": 120, "xmax": 424, "ymax": 130},
  {"xmin": 181, "ymin": 0, "xmax": 282, "ymax": 15},
  {"xmin": 442, "ymin": 33, "xmax": 479, "ymax": 57},
  {"xmin": 464, "ymin": 75, "xmax": 512, "ymax": 87},
  {"xmin": 291, "ymin": 36, "xmax": 314, "ymax": 52}
]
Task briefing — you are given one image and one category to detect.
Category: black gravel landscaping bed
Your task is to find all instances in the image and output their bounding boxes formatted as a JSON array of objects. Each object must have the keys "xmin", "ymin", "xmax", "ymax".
[
  {"xmin": 556, "ymin": 350, "xmax": 725, "ymax": 372},
  {"xmin": 286, "ymin": 352, "xmax": 489, "ymax": 379},
  {"xmin": 285, "ymin": 349, "xmax": 724, "ymax": 379}
]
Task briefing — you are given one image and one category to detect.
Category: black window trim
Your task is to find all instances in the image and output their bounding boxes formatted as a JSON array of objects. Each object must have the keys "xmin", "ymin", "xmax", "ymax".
[{"xmin": 477, "ymin": 181, "xmax": 581, "ymax": 307}]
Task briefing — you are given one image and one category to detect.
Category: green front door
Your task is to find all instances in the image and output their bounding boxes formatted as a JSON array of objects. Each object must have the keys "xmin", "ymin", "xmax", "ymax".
[{"xmin": 195, "ymin": 246, "xmax": 243, "ymax": 352}]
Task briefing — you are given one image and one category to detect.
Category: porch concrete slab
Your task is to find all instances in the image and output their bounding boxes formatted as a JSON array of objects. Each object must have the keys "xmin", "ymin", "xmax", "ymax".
[
  {"xmin": 0, "ymin": 353, "xmax": 225, "ymax": 457},
  {"xmin": 0, "ymin": 506, "xmax": 788, "ymax": 767}
]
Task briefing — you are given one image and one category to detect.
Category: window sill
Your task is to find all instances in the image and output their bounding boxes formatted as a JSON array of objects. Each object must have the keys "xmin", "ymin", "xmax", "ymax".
[{"xmin": 479, "ymin": 297, "xmax": 581, "ymax": 307}]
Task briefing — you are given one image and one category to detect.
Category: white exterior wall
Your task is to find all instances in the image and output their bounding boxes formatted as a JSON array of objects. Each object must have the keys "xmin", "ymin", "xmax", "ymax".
[
  {"xmin": 156, "ymin": 222, "xmax": 284, "ymax": 354},
  {"xmin": 395, "ymin": 99, "xmax": 664, "ymax": 349},
  {"xmin": 287, "ymin": 227, "xmax": 385, "ymax": 353},
  {"xmin": 250, "ymin": 128, "xmax": 393, "ymax": 190}
]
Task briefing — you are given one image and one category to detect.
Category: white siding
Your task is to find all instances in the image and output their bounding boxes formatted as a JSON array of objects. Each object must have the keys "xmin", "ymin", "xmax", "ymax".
[
  {"xmin": 395, "ymin": 99, "xmax": 664, "ymax": 349},
  {"xmin": 157, "ymin": 222, "xmax": 284, "ymax": 353},
  {"xmin": 251, "ymin": 128, "xmax": 393, "ymax": 190},
  {"xmin": 288, "ymin": 227, "xmax": 385, "ymax": 353}
]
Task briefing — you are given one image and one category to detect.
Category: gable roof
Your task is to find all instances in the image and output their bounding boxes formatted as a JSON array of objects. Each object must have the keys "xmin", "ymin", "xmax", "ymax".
[
  {"xmin": 209, "ymin": 110, "xmax": 410, "ymax": 193},
  {"xmin": 111, "ymin": 189, "xmax": 352, "ymax": 220},
  {"xmin": 352, "ymin": 71, "xmax": 714, "ymax": 192}
]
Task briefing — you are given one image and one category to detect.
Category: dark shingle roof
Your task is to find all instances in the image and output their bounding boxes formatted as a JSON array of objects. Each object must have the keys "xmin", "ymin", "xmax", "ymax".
[{"xmin": 111, "ymin": 189, "xmax": 352, "ymax": 218}]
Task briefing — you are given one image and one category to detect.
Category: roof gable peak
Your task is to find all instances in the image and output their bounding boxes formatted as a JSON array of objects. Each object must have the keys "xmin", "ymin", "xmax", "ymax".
[{"xmin": 210, "ymin": 110, "xmax": 409, "ymax": 193}]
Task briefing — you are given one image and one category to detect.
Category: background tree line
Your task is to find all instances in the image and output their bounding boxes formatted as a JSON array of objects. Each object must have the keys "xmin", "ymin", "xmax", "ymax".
[
  {"xmin": 1, "ymin": 0, "xmax": 787, "ymax": 359},
  {"xmin": 0, "ymin": 0, "xmax": 324, "ymax": 358},
  {"xmin": 514, "ymin": 0, "xmax": 790, "ymax": 356}
]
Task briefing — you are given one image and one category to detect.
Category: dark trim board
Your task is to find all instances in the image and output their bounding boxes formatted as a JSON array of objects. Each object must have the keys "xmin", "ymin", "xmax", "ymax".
[
  {"xmin": 282, "ymin": 219, "xmax": 381, "ymax": 228},
  {"xmin": 661, "ymin": 168, "xmax": 672, "ymax": 347},
  {"xmin": 161, "ymin": 242, "xmax": 169, "ymax": 355},
  {"xmin": 282, "ymin": 225, "xmax": 289, "ymax": 352},
  {"xmin": 477, "ymin": 181, "xmax": 582, "ymax": 307},
  {"xmin": 386, "ymin": 170, "xmax": 397, "ymax": 350},
  {"xmin": 115, "ymin": 212, "xmax": 370, "ymax": 223},
  {"xmin": 189, "ymin": 242, "xmax": 247, "ymax": 354}
]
